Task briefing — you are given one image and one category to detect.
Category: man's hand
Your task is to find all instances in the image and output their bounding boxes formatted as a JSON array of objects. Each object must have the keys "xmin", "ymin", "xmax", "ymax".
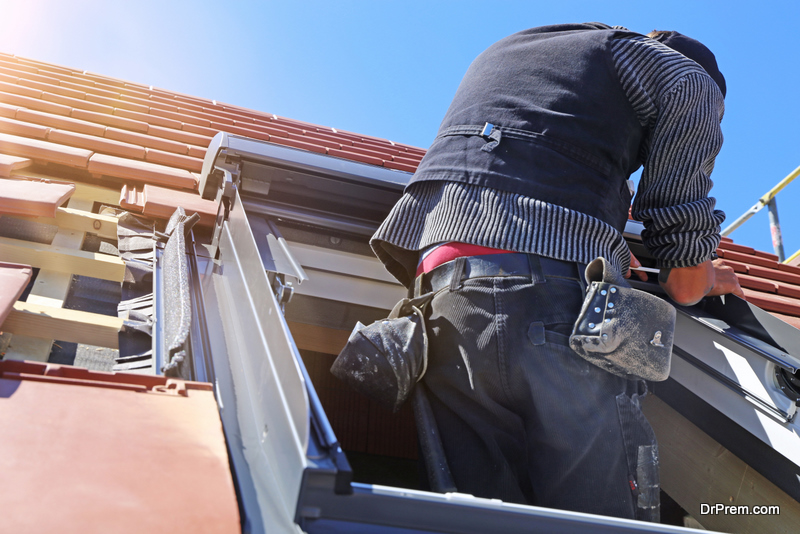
[
  {"xmin": 706, "ymin": 259, "xmax": 745, "ymax": 299},
  {"xmin": 625, "ymin": 252, "xmax": 648, "ymax": 281},
  {"xmin": 659, "ymin": 258, "xmax": 745, "ymax": 306}
]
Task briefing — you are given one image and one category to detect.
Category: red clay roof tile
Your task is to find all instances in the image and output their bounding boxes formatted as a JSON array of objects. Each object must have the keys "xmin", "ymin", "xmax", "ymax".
[
  {"xmin": 0, "ymin": 73, "xmax": 17, "ymax": 85},
  {"xmin": 88, "ymin": 153, "xmax": 197, "ymax": 190},
  {"xmin": 736, "ymin": 273, "xmax": 779, "ymax": 293},
  {"xmin": 147, "ymin": 124, "xmax": 212, "ymax": 146},
  {"xmin": 742, "ymin": 289, "xmax": 800, "ymax": 317},
  {"xmin": 769, "ymin": 312, "xmax": 800, "ymax": 330},
  {"xmin": 123, "ymin": 183, "xmax": 218, "ymax": 227},
  {"xmin": 144, "ymin": 148, "xmax": 202, "ymax": 172},
  {"xmin": 86, "ymin": 94, "xmax": 149, "ymax": 114},
  {"xmin": 0, "ymin": 262, "xmax": 33, "ymax": 327},
  {"xmin": 777, "ymin": 284, "xmax": 800, "ymax": 299},
  {"xmin": 152, "ymin": 107, "xmax": 209, "ymax": 127},
  {"xmin": 0, "ymin": 154, "xmax": 33, "ymax": 177},
  {"xmin": 119, "ymin": 184, "xmax": 145, "ymax": 212},
  {"xmin": 716, "ymin": 249, "xmax": 779, "ymax": 269},
  {"xmin": 19, "ymin": 79, "xmax": 86, "ymax": 100},
  {"xmin": 44, "ymin": 91, "xmax": 113, "ymax": 114},
  {"xmin": 0, "ymin": 132, "xmax": 92, "ymax": 167},
  {"xmin": 327, "ymin": 147, "xmax": 383, "ymax": 166},
  {"xmin": 105, "ymin": 127, "xmax": 188, "ymax": 155},
  {"xmin": 0, "ymin": 91, "xmax": 70, "ymax": 115},
  {"xmin": 0, "ymin": 80, "xmax": 42, "ymax": 99},
  {"xmin": 71, "ymin": 108, "xmax": 149, "ymax": 133},
  {"xmin": 0, "ymin": 177, "xmax": 75, "ymax": 217},
  {"xmin": 270, "ymin": 136, "xmax": 327, "ymax": 154},
  {"xmin": 0, "ymin": 67, "xmax": 60, "ymax": 86},
  {"xmin": 0, "ymin": 102, "xmax": 17, "ymax": 118},
  {"xmin": 383, "ymin": 159, "xmax": 418, "ymax": 173},
  {"xmin": 47, "ymin": 128, "xmax": 146, "ymax": 160},
  {"xmin": 16, "ymin": 108, "xmax": 106, "ymax": 137},
  {"xmin": 776, "ymin": 262, "xmax": 800, "ymax": 276},
  {"xmin": 0, "ymin": 59, "xmax": 37, "ymax": 74},
  {"xmin": 182, "ymin": 122, "xmax": 219, "ymax": 137},
  {"xmin": 746, "ymin": 264, "xmax": 800, "ymax": 286},
  {"xmin": 0, "ymin": 116, "xmax": 49, "ymax": 139},
  {"xmin": 213, "ymin": 123, "xmax": 271, "ymax": 143},
  {"xmin": 754, "ymin": 250, "xmax": 780, "ymax": 261},
  {"xmin": 186, "ymin": 145, "xmax": 206, "ymax": 160},
  {"xmin": 111, "ymin": 108, "xmax": 178, "ymax": 130}
]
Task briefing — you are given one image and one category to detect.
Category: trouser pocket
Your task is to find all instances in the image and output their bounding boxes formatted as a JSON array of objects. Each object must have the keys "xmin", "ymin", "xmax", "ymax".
[{"xmin": 616, "ymin": 390, "xmax": 660, "ymax": 522}]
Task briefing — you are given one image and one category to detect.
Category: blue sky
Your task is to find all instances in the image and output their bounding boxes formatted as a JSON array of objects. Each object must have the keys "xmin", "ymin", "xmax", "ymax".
[{"xmin": 2, "ymin": 1, "xmax": 799, "ymax": 258}]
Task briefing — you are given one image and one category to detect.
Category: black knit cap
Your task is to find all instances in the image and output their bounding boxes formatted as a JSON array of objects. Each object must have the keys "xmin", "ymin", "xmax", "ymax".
[{"xmin": 650, "ymin": 31, "xmax": 726, "ymax": 97}]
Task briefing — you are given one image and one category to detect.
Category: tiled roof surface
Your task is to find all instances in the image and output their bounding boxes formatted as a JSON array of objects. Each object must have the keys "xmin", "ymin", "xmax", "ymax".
[{"xmin": 2, "ymin": 52, "xmax": 800, "ymax": 328}]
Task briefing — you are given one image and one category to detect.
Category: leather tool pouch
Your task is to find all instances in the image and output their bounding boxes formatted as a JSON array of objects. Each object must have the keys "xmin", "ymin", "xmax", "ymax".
[
  {"xmin": 569, "ymin": 258, "xmax": 676, "ymax": 381},
  {"xmin": 330, "ymin": 292, "xmax": 434, "ymax": 412}
]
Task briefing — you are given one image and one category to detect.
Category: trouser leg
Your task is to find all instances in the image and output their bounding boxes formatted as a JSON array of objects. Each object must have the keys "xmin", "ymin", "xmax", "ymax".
[{"xmin": 422, "ymin": 271, "xmax": 659, "ymax": 520}]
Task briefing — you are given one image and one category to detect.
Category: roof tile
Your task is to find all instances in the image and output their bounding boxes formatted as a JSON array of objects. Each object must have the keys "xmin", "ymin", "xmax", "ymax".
[
  {"xmin": 88, "ymin": 153, "xmax": 197, "ymax": 190},
  {"xmin": 18, "ymin": 79, "xmax": 86, "ymax": 100},
  {"xmin": 0, "ymin": 102, "xmax": 18, "ymax": 118},
  {"xmin": 133, "ymin": 183, "xmax": 217, "ymax": 227},
  {"xmin": 0, "ymin": 72, "xmax": 18, "ymax": 84},
  {"xmin": 776, "ymin": 262, "xmax": 800, "ymax": 276},
  {"xmin": 383, "ymin": 159, "xmax": 417, "ymax": 173},
  {"xmin": 0, "ymin": 91, "xmax": 70, "ymax": 115},
  {"xmin": 147, "ymin": 124, "xmax": 212, "ymax": 146},
  {"xmin": 86, "ymin": 94, "xmax": 150, "ymax": 114},
  {"xmin": 71, "ymin": 108, "xmax": 149, "ymax": 133},
  {"xmin": 119, "ymin": 184, "xmax": 145, "ymax": 212},
  {"xmin": 15, "ymin": 108, "xmax": 106, "ymax": 137},
  {"xmin": 105, "ymin": 127, "xmax": 188, "ymax": 154},
  {"xmin": 716, "ymin": 249, "xmax": 779, "ymax": 270},
  {"xmin": 152, "ymin": 107, "xmax": 209, "ymax": 127},
  {"xmin": 144, "ymin": 148, "xmax": 202, "ymax": 172},
  {"xmin": 0, "ymin": 80, "xmax": 42, "ymax": 99},
  {"xmin": 43, "ymin": 91, "xmax": 113, "ymax": 114},
  {"xmin": 0, "ymin": 66, "xmax": 60, "ymax": 86},
  {"xmin": 212, "ymin": 123, "xmax": 270, "ymax": 142},
  {"xmin": 777, "ymin": 284, "xmax": 800, "ymax": 299},
  {"xmin": 0, "ymin": 154, "xmax": 33, "ymax": 177},
  {"xmin": 47, "ymin": 128, "xmax": 146, "ymax": 160},
  {"xmin": 0, "ymin": 177, "xmax": 75, "ymax": 217},
  {"xmin": 768, "ymin": 312, "xmax": 800, "ymax": 330},
  {"xmin": 0, "ymin": 132, "xmax": 92, "ymax": 167},
  {"xmin": 754, "ymin": 250, "xmax": 780, "ymax": 261},
  {"xmin": 186, "ymin": 145, "xmax": 206, "ymax": 160},
  {"xmin": 113, "ymin": 108, "xmax": 181, "ymax": 130},
  {"xmin": 742, "ymin": 289, "xmax": 800, "ymax": 317},
  {"xmin": 0, "ymin": 59, "xmax": 37, "ymax": 74},
  {"xmin": 0, "ymin": 116, "xmax": 49, "ymax": 139},
  {"xmin": 746, "ymin": 264, "xmax": 800, "ymax": 286},
  {"xmin": 58, "ymin": 78, "xmax": 97, "ymax": 93},
  {"xmin": 327, "ymin": 147, "xmax": 383, "ymax": 166},
  {"xmin": 182, "ymin": 122, "xmax": 219, "ymax": 137},
  {"xmin": 736, "ymin": 273, "xmax": 778, "ymax": 293},
  {"xmin": 269, "ymin": 136, "xmax": 327, "ymax": 154}
]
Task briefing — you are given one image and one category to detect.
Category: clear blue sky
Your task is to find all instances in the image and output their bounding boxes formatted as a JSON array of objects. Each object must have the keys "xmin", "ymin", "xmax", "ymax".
[{"xmin": 2, "ymin": 1, "xmax": 799, "ymax": 258}]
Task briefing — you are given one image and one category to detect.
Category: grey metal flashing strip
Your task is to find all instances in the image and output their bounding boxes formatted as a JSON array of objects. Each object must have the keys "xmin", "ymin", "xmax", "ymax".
[
  {"xmin": 248, "ymin": 215, "xmax": 308, "ymax": 283},
  {"xmin": 672, "ymin": 345, "xmax": 793, "ymax": 423},
  {"xmin": 673, "ymin": 304, "xmax": 800, "ymax": 373},
  {"xmin": 243, "ymin": 198, "xmax": 380, "ymax": 237},
  {"xmin": 297, "ymin": 477, "xmax": 704, "ymax": 534},
  {"xmin": 201, "ymin": 132, "xmax": 411, "ymax": 192}
]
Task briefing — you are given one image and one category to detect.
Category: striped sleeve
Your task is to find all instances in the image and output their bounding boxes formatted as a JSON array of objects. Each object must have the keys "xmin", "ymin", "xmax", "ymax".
[{"xmin": 612, "ymin": 36, "xmax": 726, "ymax": 268}]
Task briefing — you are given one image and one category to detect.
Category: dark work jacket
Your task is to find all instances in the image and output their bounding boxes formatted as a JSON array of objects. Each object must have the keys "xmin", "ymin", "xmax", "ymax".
[{"xmin": 408, "ymin": 23, "xmax": 644, "ymax": 233}]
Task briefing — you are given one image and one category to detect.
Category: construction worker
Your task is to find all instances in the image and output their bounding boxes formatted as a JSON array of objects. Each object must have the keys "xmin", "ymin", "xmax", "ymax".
[{"xmin": 371, "ymin": 23, "xmax": 743, "ymax": 521}]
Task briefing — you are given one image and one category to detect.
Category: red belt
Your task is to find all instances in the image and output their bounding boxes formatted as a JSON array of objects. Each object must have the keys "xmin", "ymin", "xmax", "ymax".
[{"xmin": 415, "ymin": 242, "xmax": 514, "ymax": 277}]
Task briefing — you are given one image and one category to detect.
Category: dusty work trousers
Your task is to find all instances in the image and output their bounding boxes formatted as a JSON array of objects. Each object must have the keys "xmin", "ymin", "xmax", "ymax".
[{"xmin": 421, "ymin": 256, "xmax": 660, "ymax": 521}]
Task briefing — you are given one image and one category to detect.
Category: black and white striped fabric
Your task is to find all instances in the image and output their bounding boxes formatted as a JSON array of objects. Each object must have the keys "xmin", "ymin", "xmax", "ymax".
[{"xmin": 371, "ymin": 35, "xmax": 726, "ymax": 287}]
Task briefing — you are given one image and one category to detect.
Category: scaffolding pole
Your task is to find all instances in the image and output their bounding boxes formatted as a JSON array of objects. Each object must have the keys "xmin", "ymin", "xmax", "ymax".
[{"xmin": 722, "ymin": 164, "xmax": 800, "ymax": 238}]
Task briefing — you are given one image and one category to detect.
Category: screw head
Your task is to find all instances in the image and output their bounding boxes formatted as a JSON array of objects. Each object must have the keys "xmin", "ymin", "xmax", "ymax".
[
  {"xmin": 594, "ymin": 307, "xmax": 601, "ymax": 313},
  {"xmin": 610, "ymin": 287, "xmax": 617, "ymax": 293},
  {"xmin": 600, "ymin": 289, "xmax": 607, "ymax": 296},
  {"xmin": 588, "ymin": 323, "xmax": 595, "ymax": 329},
  {"xmin": 608, "ymin": 302, "xmax": 614, "ymax": 309}
]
